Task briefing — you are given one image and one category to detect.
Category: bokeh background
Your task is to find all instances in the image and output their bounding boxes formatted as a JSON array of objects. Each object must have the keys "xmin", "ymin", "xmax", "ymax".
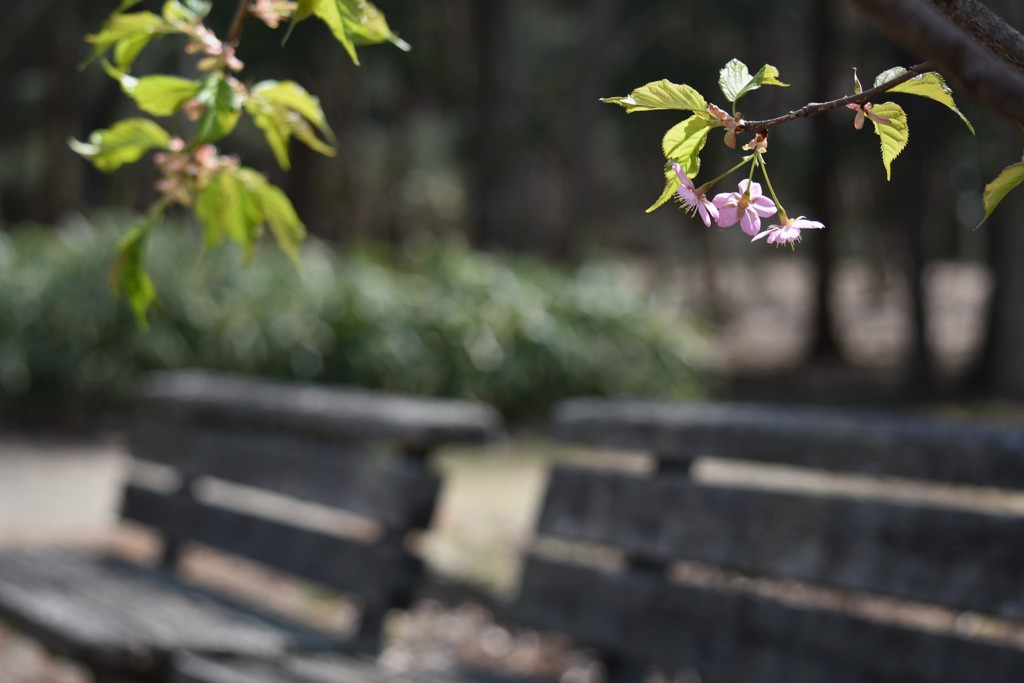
[{"xmin": 2, "ymin": 0, "xmax": 1024, "ymax": 425}]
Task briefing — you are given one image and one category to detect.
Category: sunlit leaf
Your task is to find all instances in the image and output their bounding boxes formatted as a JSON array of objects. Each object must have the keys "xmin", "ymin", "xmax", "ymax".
[
  {"xmin": 103, "ymin": 62, "xmax": 201, "ymax": 116},
  {"xmin": 109, "ymin": 213, "xmax": 160, "ymax": 328},
  {"xmin": 718, "ymin": 59, "xmax": 788, "ymax": 103},
  {"xmin": 662, "ymin": 116, "xmax": 713, "ymax": 178},
  {"xmin": 873, "ymin": 67, "xmax": 974, "ymax": 134},
  {"xmin": 68, "ymin": 118, "xmax": 171, "ymax": 172},
  {"xmin": 979, "ymin": 162, "xmax": 1024, "ymax": 226},
  {"xmin": 647, "ymin": 166, "xmax": 682, "ymax": 213},
  {"xmin": 84, "ymin": 11, "xmax": 172, "ymax": 69},
  {"xmin": 312, "ymin": 0, "xmax": 409, "ymax": 65},
  {"xmin": 283, "ymin": 0, "xmax": 318, "ymax": 44},
  {"xmin": 195, "ymin": 73, "xmax": 243, "ymax": 144},
  {"xmin": 869, "ymin": 102, "xmax": 909, "ymax": 181},
  {"xmin": 162, "ymin": 0, "xmax": 212, "ymax": 24},
  {"xmin": 601, "ymin": 80, "xmax": 708, "ymax": 114},
  {"xmin": 246, "ymin": 80, "xmax": 336, "ymax": 169}
]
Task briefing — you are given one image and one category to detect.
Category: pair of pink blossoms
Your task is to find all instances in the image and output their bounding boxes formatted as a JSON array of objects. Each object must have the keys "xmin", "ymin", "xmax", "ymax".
[{"xmin": 672, "ymin": 163, "xmax": 823, "ymax": 245}]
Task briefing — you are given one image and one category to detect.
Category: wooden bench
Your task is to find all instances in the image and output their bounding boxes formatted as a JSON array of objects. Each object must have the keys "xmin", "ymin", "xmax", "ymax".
[
  {"xmin": 510, "ymin": 398, "xmax": 1024, "ymax": 683},
  {"xmin": 0, "ymin": 370, "xmax": 501, "ymax": 683}
]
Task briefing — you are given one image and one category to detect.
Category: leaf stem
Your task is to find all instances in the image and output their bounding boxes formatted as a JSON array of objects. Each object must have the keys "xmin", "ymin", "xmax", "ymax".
[{"xmin": 735, "ymin": 61, "xmax": 933, "ymax": 135}]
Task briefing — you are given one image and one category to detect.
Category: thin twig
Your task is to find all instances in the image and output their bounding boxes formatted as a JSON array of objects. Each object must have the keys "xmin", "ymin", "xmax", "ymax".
[
  {"xmin": 735, "ymin": 62, "xmax": 933, "ymax": 134},
  {"xmin": 226, "ymin": 0, "xmax": 251, "ymax": 45}
]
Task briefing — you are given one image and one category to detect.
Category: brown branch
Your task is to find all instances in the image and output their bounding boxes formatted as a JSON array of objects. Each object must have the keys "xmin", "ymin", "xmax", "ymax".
[
  {"xmin": 226, "ymin": 0, "xmax": 251, "ymax": 45},
  {"xmin": 735, "ymin": 62, "xmax": 932, "ymax": 135},
  {"xmin": 926, "ymin": 0, "xmax": 1024, "ymax": 73},
  {"xmin": 850, "ymin": 0, "xmax": 1024, "ymax": 124}
]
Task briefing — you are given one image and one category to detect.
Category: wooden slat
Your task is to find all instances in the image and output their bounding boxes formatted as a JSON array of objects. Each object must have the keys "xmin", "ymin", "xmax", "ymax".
[
  {"xmin": 538, "ymin": 467, "xmax": 1024, "ymax": 617},
  {"xmin": 121, "ymin": 487, "xmax": 418, "ymax": 611},
  {"xmin": 0, "ymin": 551, "xmax": 339, "ymax": 676},
  {"xmin": 553, "ymin": 399, "xmax": 1024, "ymax": 487},
  {"xmin": 511, "ymin": 557, "xmax": 1024, "ymax": 683},
  {"xmin": 139, "ymin": 370, "xmax": 502, "ymax": 450},
  {"xmin": 127, "ymin": 421, "xmax": 439, "ymax": 530}
]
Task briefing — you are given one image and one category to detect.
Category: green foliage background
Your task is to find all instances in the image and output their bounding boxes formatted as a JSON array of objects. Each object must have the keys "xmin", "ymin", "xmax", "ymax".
[{"xmin": 0, "ymin": 217, "xmax": 706, "ymax": 423}]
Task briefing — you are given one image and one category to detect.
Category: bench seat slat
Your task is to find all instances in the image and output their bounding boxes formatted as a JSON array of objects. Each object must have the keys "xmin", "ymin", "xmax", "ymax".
[
  {"xmin": 554, "ymin": 399, "xmax": 1024, "ymax": 486},
  {"xmin": 121, "ymin": 486, "xmax": 417, "ymax": 610},
  {"xmin": 142, "ymin": 371, "xmax": 501, "ymax": 449},
  {"xmin": 128, "ymin": 421, "xmax": 439, "ymax": 529},
  {"xmin": 172, "ymin": 652, "xmax": 477, "ymax": 683},
  {"xmin": 512, "ymin": 557, "xmax": 1024, "ymax": 683},
  {"xmin": 0, "ymin": 551, "xmax": 340, "ymax": 673},
  {"xmin": 538, "ymin": 467, "xmax": 1024, "ymax": 617}
]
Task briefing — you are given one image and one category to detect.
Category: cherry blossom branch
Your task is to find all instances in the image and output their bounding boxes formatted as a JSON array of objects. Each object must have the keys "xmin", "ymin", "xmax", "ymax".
[
  {"xmin": 735, "ymin": 61, "xmax": 932, "ymax": 135},
  {"xmin": 851, "ymin": 0, "xmax": 1024, "ymax": 123},
  {"xmin": 226, "ymin": 0, "xmax": 251, "ymax": 45},
  {"xmin": 925, "ymin": 0, "xmax": 1024, "ymax": 74}
]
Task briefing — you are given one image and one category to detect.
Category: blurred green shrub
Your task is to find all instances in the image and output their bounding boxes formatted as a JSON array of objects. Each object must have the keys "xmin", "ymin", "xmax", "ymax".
[{"xmin": 0, "ymin": 215, "xmax": 706, "ymax": 424}]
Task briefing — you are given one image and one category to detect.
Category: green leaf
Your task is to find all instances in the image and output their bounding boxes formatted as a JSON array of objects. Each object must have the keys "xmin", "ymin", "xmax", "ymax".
[
  {"xmin": 195, "ymin": 73, "xmax": 243, "ymax": 144},
  {"xmin": 873, "ymin": 67, "xmax": 974, "ymax": 134},
  {"xmin": 196, "ymin": 169, "xmax": 263, "ymax": 256},
  {"xmin": 246, "ymin": 80, "xmax": 336, "ymax": 169},
  {"xmin": 647, "ymin": 166, "xmax": 681, "ymax": 213},
  {"xmin": 109, "ymin": 213, "xmax": 160, "ymax": 329},
  {"xmin": 601, "ymin": 80, "xmax": 708, "ymax": 114},
  {"xmin": 718, "ymin": 59, "xmax": 788, "ymax": 103},
  {"xmin": 283, "ymin": 0, "xmax": 318, "ymax": 44},
  {"xmin": 103, "ymin": 62, "xmax": 201, "ymax": 117},
  {"xmin": 69, "ymin": 117, "xmax": 171, "ymax": 172},
  {"xmin": 84, "ymin": 11, "xmax": 171, "ymax": 69},
  {"xmin": 868, "ymin": 102, "xmax": 909, "ymax": 181},
  {"xmin": 662, "ymin": 116, "xmax": 713, "ymax": 178},
  {"xmin": 162, "ymin": 0, "xmax": 212, "ymax": 24},
  {"xmin": 196, "ymin": 166, "xmax": 307, "ymax": 264},
  {"xmin": 313, "ymin": 0, "xmax": 410, "ymax": 65},
  {"xmin": 979, "ymin": 162, "xmax": 1024, "ymax": 226}
]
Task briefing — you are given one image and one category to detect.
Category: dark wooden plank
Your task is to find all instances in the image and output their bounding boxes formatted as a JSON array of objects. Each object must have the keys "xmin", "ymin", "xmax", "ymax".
[
  {"xmin": 511, "ymin": 557, "xmax": 1024, "ymax": 683},
  {"xmin": 139, "ymin": 370, "xmax": 502, "ymax": 450},
  {"xmin": 128, "ymin": 421, "xmax": 439, "ymax": 530},
  {"xmin": 0, "ymin": 551, "xmax": 340, "ymax": 677},
  {"xmin": 538, "ymin": 467, "xmax": 1024, "ymax": 618},
  {"xmin": 172, "ymin": 652, "xmax": 478, "ymax": 683},
  {"xmin": 121, "ymin": 486, "xmax": 419, "ymax": 611},
  {"xmin": 553, "ymin": 399, "xmax": 1024, "ymax": 487}
]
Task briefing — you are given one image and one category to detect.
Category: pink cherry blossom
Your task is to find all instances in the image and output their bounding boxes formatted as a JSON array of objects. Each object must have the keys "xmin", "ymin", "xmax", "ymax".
[
  {"xmin": 752, "ymin": 216, "xmax": 825, "ymax": 246},
  {"xmin": 672, "ymin": 163, "xmax": 719, "ymax": 227},
  {"xmin": 846, "ymin": 101, "xmax": 891, "ymax": 130},
  {"xmin": 711, "ymin": 180, "xmax": 777, "ymax": 236}
]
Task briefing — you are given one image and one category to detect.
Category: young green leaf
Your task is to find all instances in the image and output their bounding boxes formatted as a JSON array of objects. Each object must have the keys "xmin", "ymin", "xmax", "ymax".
[
  {"xmin": 601, "ymin": 80, "xmax": 708, "ymax": 114},
  {"xmin": 283, "ymin": 0, "xmax": 319, "ymax": 44},
  {"xmin": 102, "ymin": 62, "xmax": 201, "ymax": 117},
  {"xmin": 979, "ymin": 162, "xmax": 1024, "ymax": 226},
  {"xmin": 647, "ymin": 166, "xmax": 682, "ymax": 213},
  {"xmin": 196, "ymin": 169, "xmax": 262, "ymax": 257},
  {"xmin": 874, "ymin": 67, "xmax": 974, "ymax": 133},
  {"xmin": 162, "ymin": 0, "xmax": 212, "ymax": 24},
  {"xmin": 84, "ymin": 11, "xmax": 172, "ymax": 69},
  {"xmin": 194, "ymin": 73, "xmax": 244, "ymax": 144},
  {"xmin": 313, "ymin": 0, "xmax": 410, "ymax": 65},
  {"xmin": 253, "ymin": 179, "xmax": 307, "ymax": 264},
  {"xmin": 662, "ymin": 116, "xmax": 713, "ymax": 178},
  {"xmin": 868, "ymin": 102, "xmax": 909, "ymax": 181},
  {"xmin": 246, "ymin": 80, "xmax": 336, "ymax": 169},
  {"xmin": 109, "ymin": 213, "xmax": 161, "ymax": 329},
  {"xmin": 718, "ymin": 59, "xmax": 788, "ymax": 103},
  {"xmin": 69, "ymin": 118, "xmax": 171, "ymax": 172}
]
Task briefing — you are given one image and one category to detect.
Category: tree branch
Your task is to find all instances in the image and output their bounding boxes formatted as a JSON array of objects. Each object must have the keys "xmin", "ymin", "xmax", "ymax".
[
  {"xmin": 226, "ymin": 0, "xmax": 250, "ymax": 45},
  {"xmin": 736, "ymin": 62, "xmax": 932, "ymax": 135},
  {"xmin": 850, "ymin": 0, "xmax": 1024, "ymax": 123},
  {"xmin": 926, "ymin": 0, "xmax": 1024, "ymax": 73}
]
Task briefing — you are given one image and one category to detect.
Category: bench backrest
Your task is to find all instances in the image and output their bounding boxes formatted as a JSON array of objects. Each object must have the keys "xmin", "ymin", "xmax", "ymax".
[
  {"xmin": 122, "ymin": 370, "xmax": 501, "ymax": 647},
  {"xmin": 514, "ymin": 399, "xmax": 1024, "ymax": 683}
]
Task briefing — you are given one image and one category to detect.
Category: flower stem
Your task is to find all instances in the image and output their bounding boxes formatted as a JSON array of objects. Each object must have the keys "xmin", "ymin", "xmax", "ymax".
[
  {"xmin": 756, "ymin": 153, "xmax": 787, "ymax": 221},
  {"xmin": 227, "ymin": 0, "xmax": 250, "ymax": 45},
  {"xmin": 697, "ymin": 155, "xmax": 754, "ymax": 194}
]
